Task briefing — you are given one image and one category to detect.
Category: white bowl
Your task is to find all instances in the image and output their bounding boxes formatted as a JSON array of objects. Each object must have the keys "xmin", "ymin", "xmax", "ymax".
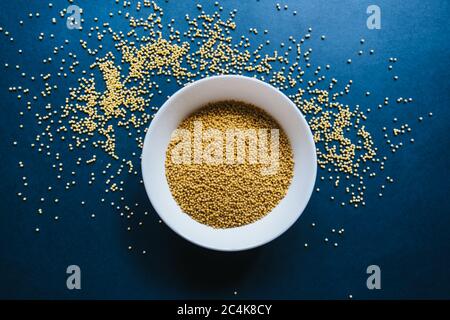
[{"xmin": 141, "ymin": 75, "xmax": 317, "ymax": 251}]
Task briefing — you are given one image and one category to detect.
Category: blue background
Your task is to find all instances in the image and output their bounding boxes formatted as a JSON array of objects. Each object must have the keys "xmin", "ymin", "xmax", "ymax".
[{"xmin": 0, "ymin": 0, "xmax": 449, "ymax": 299}]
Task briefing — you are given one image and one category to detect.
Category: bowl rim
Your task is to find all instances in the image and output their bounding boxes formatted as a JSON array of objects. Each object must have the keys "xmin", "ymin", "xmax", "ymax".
[{"xmin": 141, "ymin": 75, "xmax": 317, "ymax": 251}]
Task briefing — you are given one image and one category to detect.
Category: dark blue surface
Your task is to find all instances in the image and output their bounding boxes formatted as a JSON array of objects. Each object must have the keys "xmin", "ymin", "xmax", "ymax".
[{"xmin": 0, "ymin": 0, "xmax": 449, "ymax": 299}]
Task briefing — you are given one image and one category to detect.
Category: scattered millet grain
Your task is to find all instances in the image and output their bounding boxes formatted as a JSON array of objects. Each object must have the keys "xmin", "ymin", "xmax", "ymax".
[
  {"xmin": 165, "ymin": 101, "xmax": 294, "ymax": 228},
  {"xmin": 2, "ymin": 0, "xmax": 430, "ymax": 242}
]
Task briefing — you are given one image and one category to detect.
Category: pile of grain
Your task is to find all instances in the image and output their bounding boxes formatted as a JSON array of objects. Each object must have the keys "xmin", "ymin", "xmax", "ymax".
[{"xmin": 165, "ymin": 100, "xmax": 294, "ymax": 228}]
